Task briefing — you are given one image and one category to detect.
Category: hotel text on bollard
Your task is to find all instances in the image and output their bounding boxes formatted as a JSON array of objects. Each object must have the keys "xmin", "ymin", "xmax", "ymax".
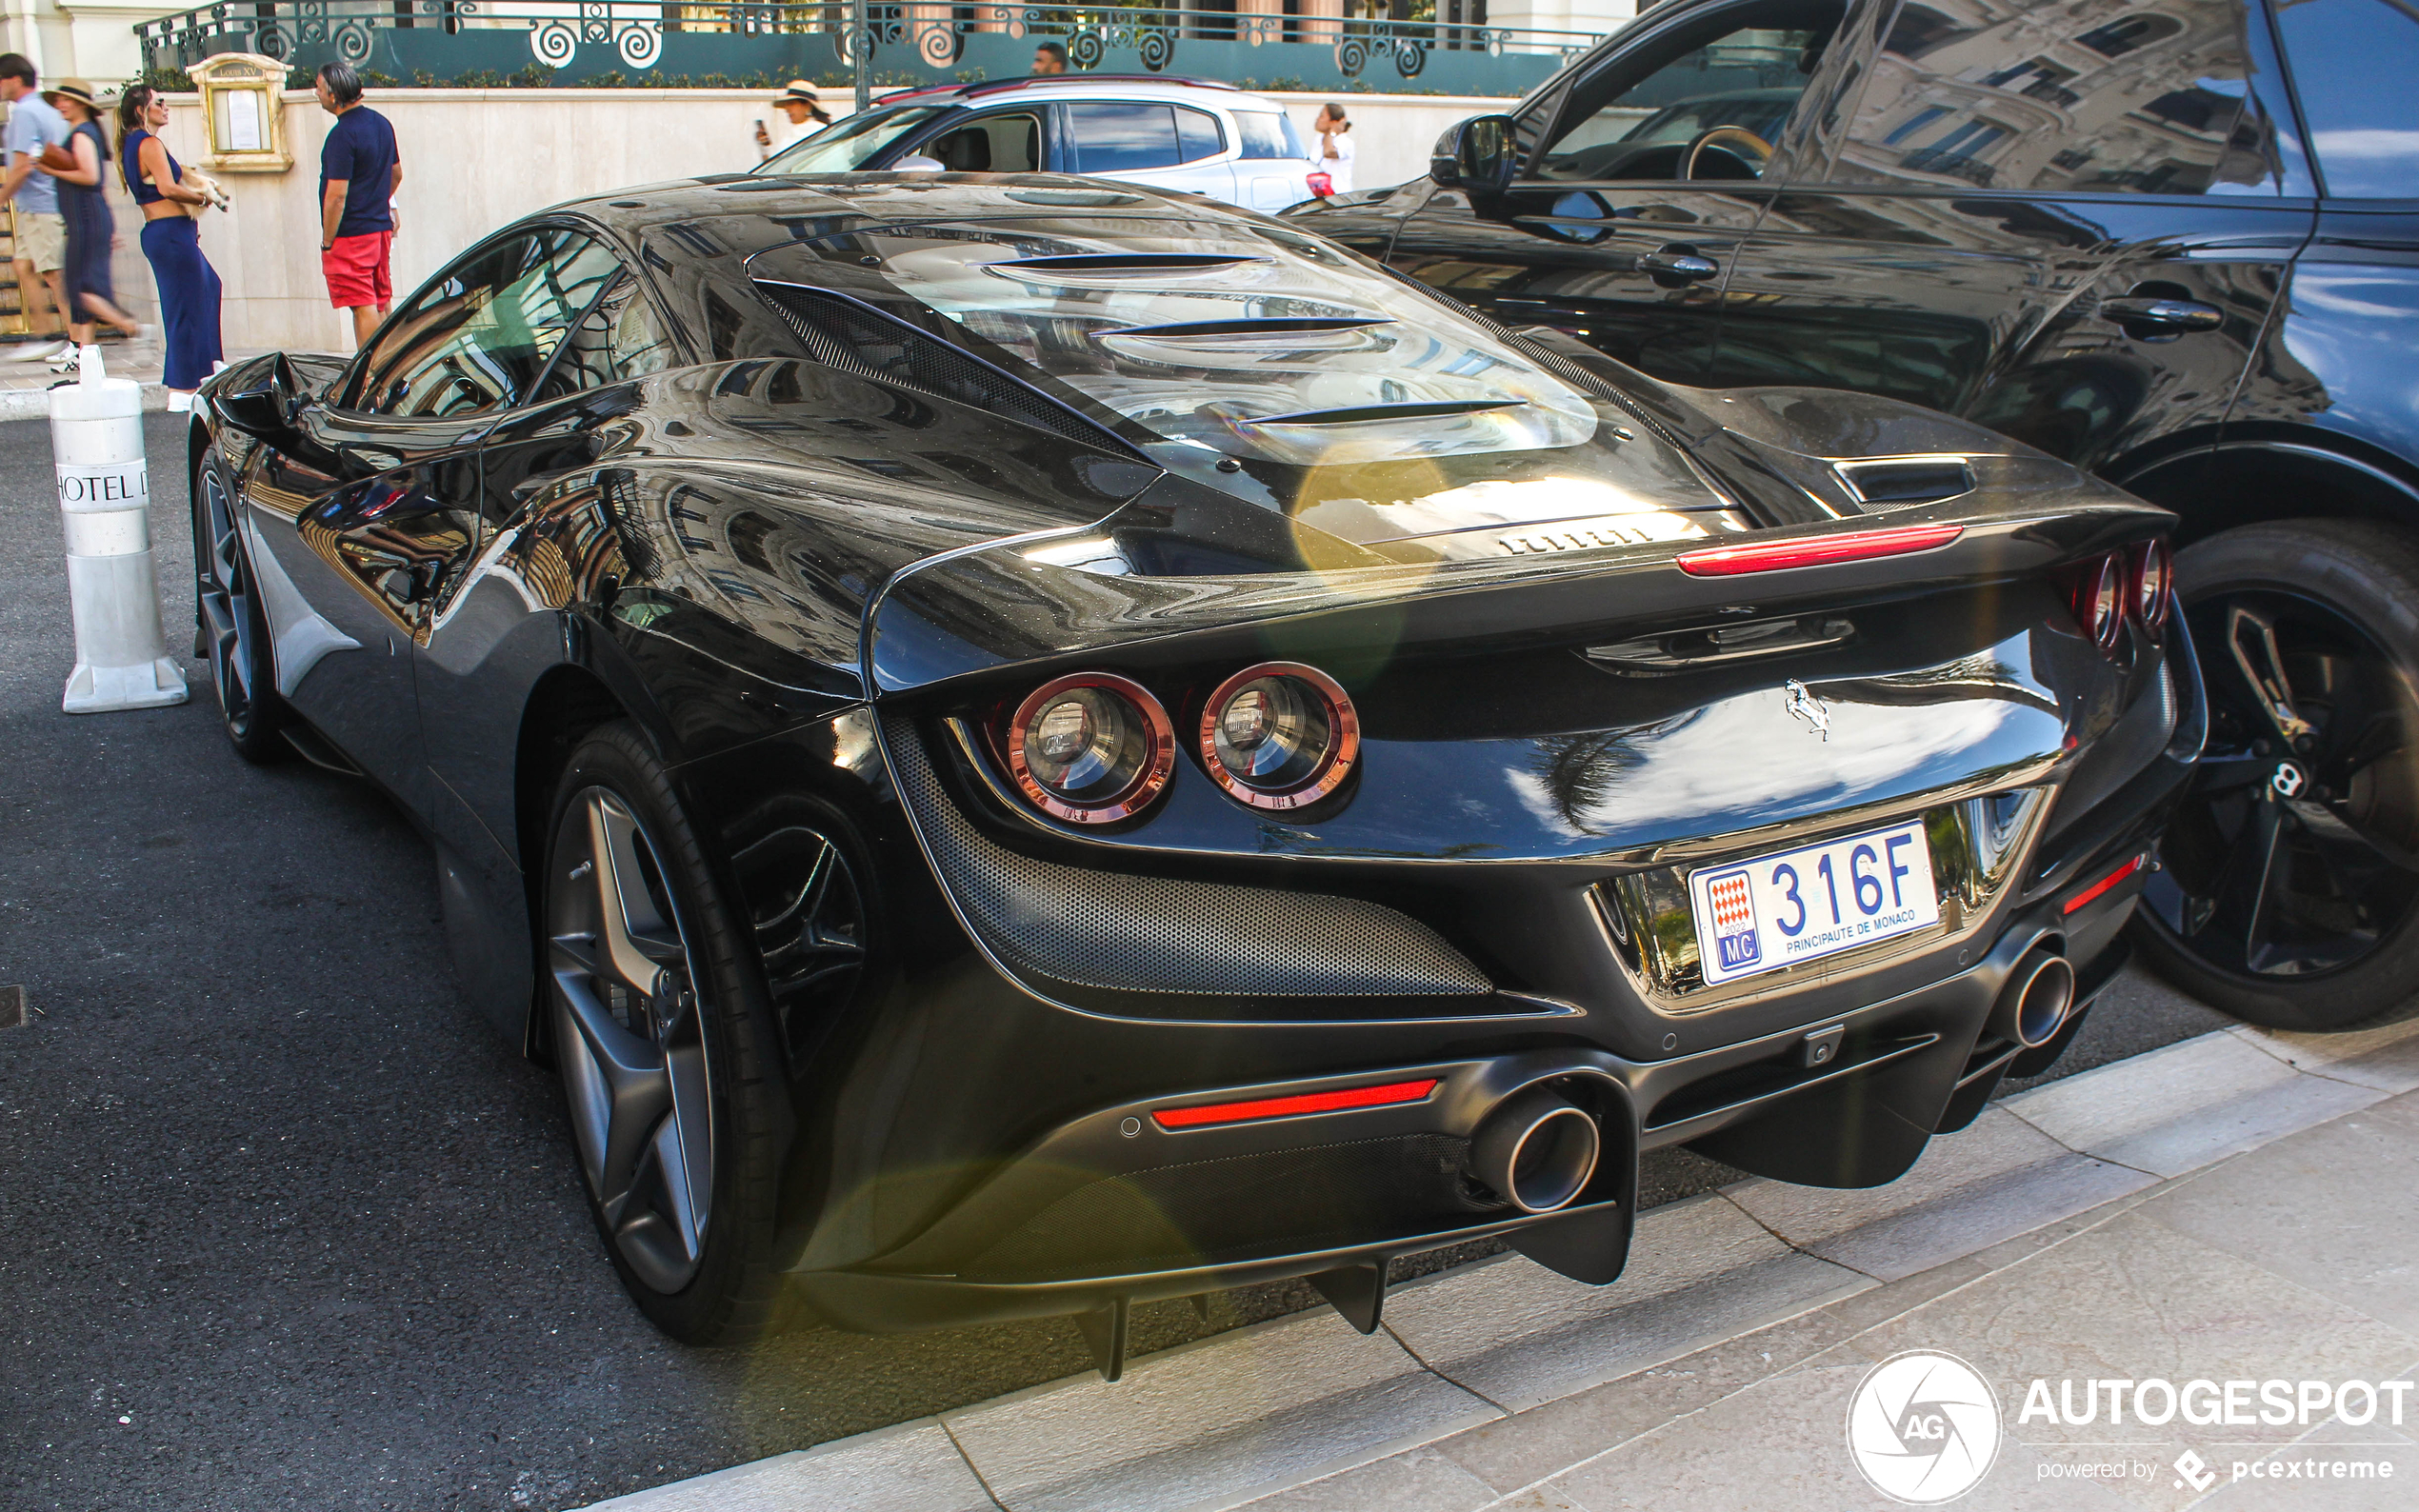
[{"xmin": 50, "ymin": 345, "xmax": 188, "ymax": 714}]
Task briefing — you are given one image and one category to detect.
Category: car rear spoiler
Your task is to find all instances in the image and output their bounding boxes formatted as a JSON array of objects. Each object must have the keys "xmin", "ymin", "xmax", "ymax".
[{"xmin": 865, "ymin": 489, "xmax": 2175, "ymax": 696}]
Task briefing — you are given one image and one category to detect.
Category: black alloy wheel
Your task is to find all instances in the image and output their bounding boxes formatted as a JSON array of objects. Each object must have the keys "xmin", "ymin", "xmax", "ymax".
[
  {"xmin": 2134, "ymin": 521, "xmax": 2419, "ymax": 1030},
  {"xmin": 190, "ymin": 452, "xmax": 287, "ymax": 762},
  {"xmin": 543, "ymin": 722, "xmax": 796, "ymax": 1343}
]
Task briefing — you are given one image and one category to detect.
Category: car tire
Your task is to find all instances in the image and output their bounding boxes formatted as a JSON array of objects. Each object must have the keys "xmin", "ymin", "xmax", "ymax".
[
  {"xmin": 2131, "ymin": 519, "xmax": 2419, "ymax": 1031},
  {"xmin": 542, "ymin": 721, "xmax": 795, "ymax": 1343},
  {"xmin": 190, "ymin": 449, "xmax": 289, "ymax": 764}
]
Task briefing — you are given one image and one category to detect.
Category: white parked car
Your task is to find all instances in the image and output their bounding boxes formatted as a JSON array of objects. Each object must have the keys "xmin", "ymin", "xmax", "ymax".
[{"xmin": 754, "ymin": 75, "xmax": 1328, "ymax": 212}]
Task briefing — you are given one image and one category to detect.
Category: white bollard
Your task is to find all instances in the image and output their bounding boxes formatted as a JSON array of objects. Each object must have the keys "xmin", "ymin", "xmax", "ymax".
[{"xmin": 50, "ymin": 344, "xmax": 188, "ymax": 714}]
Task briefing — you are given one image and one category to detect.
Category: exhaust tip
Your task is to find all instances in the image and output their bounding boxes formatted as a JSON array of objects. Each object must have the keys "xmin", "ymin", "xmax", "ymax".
[
  {"xmin": 1993, "ymin": 949, "xmax": 2076, "ymax": 1049},
  {"xmin": 1471, "ymin": 1088, "xmax": 1602, "ymax": 1215}
]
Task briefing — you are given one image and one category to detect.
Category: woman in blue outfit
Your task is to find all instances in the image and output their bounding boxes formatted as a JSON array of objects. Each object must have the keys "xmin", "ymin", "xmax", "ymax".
[
  {"xmin": 118, "ymin": 84, "xmax": 222, "ymax": 409},
  {"xmin": 35, "ymin": 78, "xmax": 147, "ymax": 367}
]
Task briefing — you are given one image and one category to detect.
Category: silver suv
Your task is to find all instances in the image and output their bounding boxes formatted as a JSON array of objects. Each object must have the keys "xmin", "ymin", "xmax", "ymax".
[{"xmin": 753, "ymin": 76, "xmax": 1324, "ymax": 211}]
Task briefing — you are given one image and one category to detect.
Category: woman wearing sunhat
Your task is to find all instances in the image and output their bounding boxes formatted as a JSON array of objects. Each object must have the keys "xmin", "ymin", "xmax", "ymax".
[
  {"xmin": 33, "ymin": 77, "xmax": 148, "ymax": 369},
  {"xmin": 755, "ymin": 80, "xmax": 830, "ymax": 164}
]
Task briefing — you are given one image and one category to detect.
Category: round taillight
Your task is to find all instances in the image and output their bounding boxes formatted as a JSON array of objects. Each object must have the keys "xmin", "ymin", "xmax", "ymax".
[
  {"xmin": 2070, "ymin": 552, "xmax": 2124, "ymax": 649},
  {"xmin": 2129, "ymin": 538, "xmax": 2173, "ymax": 633},
  {"xmin": 1198, "ymin": 662, "xmax": 1359, "ymax": 810},
  {"xmin": 1005, "ymin": 672, "xmax": 1175, "ymax": 824}
]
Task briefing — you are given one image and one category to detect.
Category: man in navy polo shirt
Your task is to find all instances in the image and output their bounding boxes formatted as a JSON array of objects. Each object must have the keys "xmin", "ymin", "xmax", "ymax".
[{"xmin": 314, "ymin": 61, "xmax": 401, "ymax": 349}]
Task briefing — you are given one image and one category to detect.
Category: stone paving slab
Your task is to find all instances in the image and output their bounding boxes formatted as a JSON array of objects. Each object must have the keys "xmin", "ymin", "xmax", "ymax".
[
  {"xmin": 583, "ymin": 1018, "xmax": 2419, "ymax": 1512},
  {"xmin": 0, "ymin": 348, "xmax": 272, "ymax": 420},
  {"xmin": 583, "ymin": 1421, "xmax": 995, "ymax": 1512},
  {"xmin": 2004, "ymin": 1030, "xmax": 2389, "ymax": 1179},
  {"xmin": 1385, "ymin": 1195, "xmax": 1870, "ymax": 1413},
  {"xmin": 1726, "ymin": 1105, "xmax": 2159, "ymax": 1282},
  {"xmin": 1270, "ymin": 1086, "xmax": 2419, "ymax": 1512},
  {"xmin": 1846, "ymin": 1204, "xmax": 2419, "ymax": 1512},
  {"xmin": 2231, "ymin": 1022, "xmax": 2419, "ymax": 1095},
  {"xmin": 2127, "ymin": 1093, "xmax": 2419, "ymax": 1338},
  {"xmin": 1539, "ymin": 1349, "xmax": 2129, "ymax": 1512},
  {"xmin": 939, "ymin": 1306, "xmax": 1494, "ymax": 1512},
  {"xmin": 0, "ymin": 350, "xmax": 168, "ymax": 421}
]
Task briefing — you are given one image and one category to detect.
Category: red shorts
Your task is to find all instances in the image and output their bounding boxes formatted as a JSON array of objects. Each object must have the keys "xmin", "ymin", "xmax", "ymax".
[{"xmin": 323, "ymin": 230, "xmax": 392, "ymax": 310}]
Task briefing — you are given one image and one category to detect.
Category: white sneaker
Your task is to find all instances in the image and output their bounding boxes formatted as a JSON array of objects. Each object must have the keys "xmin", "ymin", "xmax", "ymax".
[
  {"xmin": 6, "ymin": 339, "xmax": 67, "ymax": 363},
  {"xmin": 167, "ymin": 390, "xmax": 194, "ymax": 413},
  {"xmin": 46, "ymin": 348, "xmax": 79, "ymax": 376}
]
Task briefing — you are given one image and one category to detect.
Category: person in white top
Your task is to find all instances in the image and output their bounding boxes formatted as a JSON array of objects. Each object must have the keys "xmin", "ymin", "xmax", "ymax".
[
  {"xmin": 756, "ymin": 80, "xmax": 831, "ymax": 164},
  {"xmin": 1314, "ymin": 102, "xmax": 1355, "ymax": 196}
]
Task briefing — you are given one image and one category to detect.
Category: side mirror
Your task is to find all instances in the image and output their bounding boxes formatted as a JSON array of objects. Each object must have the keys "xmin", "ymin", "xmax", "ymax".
[
  {"xmin": 1431, "ymin": 114, "xmax": 1518, "ymax": 192},
  {"xmin": 215, "ymin": 352, "xmax": 307, "ymax": 440}
]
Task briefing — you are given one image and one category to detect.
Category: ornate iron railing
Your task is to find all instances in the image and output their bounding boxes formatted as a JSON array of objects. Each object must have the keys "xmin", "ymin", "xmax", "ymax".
[{"xmin": 135, "ymin": 2, "xmax": 1606, "ymax": 95}]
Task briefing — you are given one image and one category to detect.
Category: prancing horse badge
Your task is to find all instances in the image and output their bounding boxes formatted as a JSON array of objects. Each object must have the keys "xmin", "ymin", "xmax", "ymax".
[{"xmin": 1785, "ymin": 679, "xmax": 1830, "ymax": 741}]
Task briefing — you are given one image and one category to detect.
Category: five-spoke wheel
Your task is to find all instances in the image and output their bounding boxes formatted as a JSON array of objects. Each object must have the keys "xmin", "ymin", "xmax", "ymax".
[
  {"xmin": 191, "ymin": 453, "xmax": 286, "ymax": 761},
  {"xmin": 2136, "ymin": 522, "xmax": 2419, "ymax": 1029},
  {"xmin": 550, "ymin": 785, "xmax": 718, "ymax": 1295},
  {"xmin": 541, "ymin": 722, "xmax": 821, "ymax": 1343}
]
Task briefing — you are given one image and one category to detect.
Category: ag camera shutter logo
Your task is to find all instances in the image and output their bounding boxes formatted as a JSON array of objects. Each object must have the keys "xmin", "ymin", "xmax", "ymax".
[{"xmin": 1847, "ymin": 1350, "xmax": 2002, "ymax": 1503}]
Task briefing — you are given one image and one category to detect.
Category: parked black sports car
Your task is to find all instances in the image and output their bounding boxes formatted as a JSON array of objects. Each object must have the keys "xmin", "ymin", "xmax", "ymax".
[
  {"xmin": 1294, "ymin": 0, "xmax": 2419, "ymax": 1032},
  {"xmin": 190, "ymin": 174, "xmax": 2191, "ymax": 1363}
]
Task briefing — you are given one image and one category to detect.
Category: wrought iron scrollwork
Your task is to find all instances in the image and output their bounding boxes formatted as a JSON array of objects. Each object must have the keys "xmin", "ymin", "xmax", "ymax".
[
  {"xmin": 615, "ymin": 21, "xmax": 661, "ymax": 69},
  {"xmin": 530, "ymin": 20, "xmax": 577, "ymax": 66},
  {"xmin": 136, "ymin": 0, "xmax": 1601, "ymax": 99},
  {"xmin": 913, "ymin": 18, "xmax": 960, "ymax": 68}
]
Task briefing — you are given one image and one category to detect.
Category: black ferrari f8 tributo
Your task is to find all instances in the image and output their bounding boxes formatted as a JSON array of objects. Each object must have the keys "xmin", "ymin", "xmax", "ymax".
[{"xmin": 188, "ymin": 173, "xmax": 2197, "ymax": 1368}]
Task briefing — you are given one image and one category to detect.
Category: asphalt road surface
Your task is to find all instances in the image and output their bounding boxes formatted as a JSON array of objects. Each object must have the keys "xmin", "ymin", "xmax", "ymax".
[{"xmin": 0, "ymin": 413, "xmax": 2233, "ymax": 1512}]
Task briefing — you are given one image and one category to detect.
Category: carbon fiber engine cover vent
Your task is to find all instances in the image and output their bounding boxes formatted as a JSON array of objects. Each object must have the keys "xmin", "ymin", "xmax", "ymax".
[
  {"xmin": 884, "ymin": 718, "xmax": 1492, "ymax": 1003},
  {"xmin": 756, "ymin": 281, "xmax": 1119, "ymax": 450}
]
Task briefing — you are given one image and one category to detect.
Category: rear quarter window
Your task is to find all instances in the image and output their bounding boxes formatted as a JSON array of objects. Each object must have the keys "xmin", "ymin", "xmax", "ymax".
[
  {"xmin": 1235, "ymin": 111, "xmax": 1308, "ymax": 160},
  {"xmin": 1177, "ymin": 107, "xmax": 1227, "ymax": 162}
]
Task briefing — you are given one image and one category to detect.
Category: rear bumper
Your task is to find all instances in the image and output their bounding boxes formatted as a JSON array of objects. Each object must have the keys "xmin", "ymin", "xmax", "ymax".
[
  {"xmin": 778, "ymin": 610, "xmax": 2200, "ymax": 1335},
  {"xmin": 792, "ymin": 880, "xmax": 2153, "ymax": 1333}
]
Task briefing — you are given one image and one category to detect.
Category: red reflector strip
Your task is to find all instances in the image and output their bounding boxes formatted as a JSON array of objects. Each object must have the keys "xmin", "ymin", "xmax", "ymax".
[
  {"xmin": 2063, "ymin": 853, "xmax": 2146, "ymax": 915},
  {"xmin": 1152, "ymin": 1078, "xmax": 1440, "ymax": 1130},
  {"xmin": 1675, "ymin": 524, "xmax": 1965, "ymax": 577}
]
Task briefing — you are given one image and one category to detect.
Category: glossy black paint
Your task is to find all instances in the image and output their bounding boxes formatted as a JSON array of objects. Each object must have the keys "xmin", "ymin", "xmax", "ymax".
[
  {"xmin": 1323, "ymin": 0, "xmax": 2419, "ymax": 1028},
  {"xmin": 192, "ymin": 174, "xmax": 2191, "ymax": 1334},
  {"xmin": 1335, "ymin": 0, "xmax": 2419, "ymax": 531}
]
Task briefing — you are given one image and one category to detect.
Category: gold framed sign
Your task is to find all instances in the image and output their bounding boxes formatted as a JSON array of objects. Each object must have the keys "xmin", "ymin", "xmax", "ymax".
[{"xmin": 189, "ymin": 53, "xmax": 294, "ymax": 172}]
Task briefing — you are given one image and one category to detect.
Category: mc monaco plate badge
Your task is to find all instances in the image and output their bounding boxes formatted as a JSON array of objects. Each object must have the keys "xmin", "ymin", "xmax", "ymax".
[{"xmin": 1689, "ymin": 820, "xmax": 1941, "ymax": 985}]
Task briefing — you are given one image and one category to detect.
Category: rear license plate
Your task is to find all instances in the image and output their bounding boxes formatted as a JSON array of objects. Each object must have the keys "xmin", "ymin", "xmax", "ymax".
[{"xmin": 1688, "ymin": 819, "xmax": 1941, "ymax": 986}]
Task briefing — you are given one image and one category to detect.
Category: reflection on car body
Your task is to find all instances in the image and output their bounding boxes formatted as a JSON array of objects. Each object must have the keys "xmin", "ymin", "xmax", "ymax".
[
  {"xmin": 1308, "ymin": 0, "xmax": 2419, "ymax": 1037},
  {"xmin": 186, "ymin": 172, "xmax": 2191, "ymax": 1372}
]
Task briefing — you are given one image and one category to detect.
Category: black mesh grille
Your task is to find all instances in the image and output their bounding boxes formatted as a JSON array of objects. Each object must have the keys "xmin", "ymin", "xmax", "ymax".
[
  {"xmin": 885, "ymin": 718, "xmax": 1493, "ymax": 1002},
  {"xmin": 1838, "ymin": 459, "xmax": 1974, "ymax": 506},
  {"xmin": 754, "ymin": 281, "xmax": 1114, "ymax": 448},
  {"xmin": 960, "ymin": 1132, "xmax": 1499, "ymax": 1279}
]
